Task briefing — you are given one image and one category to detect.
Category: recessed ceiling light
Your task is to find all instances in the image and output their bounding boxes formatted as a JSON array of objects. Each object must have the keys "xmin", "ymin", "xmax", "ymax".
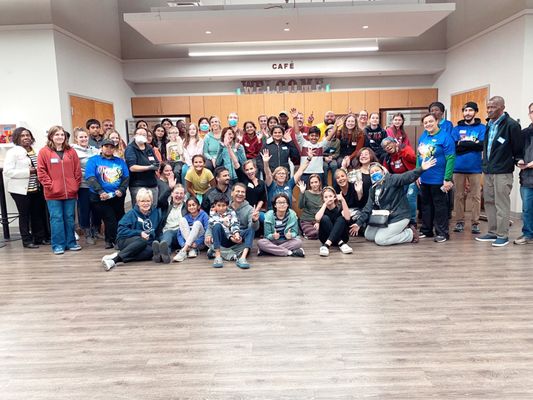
[
  {"xmin": 283, "ymin": 27, "xmax": 290, "ymax": 32},
  {"xmin": 362, "ymin": 25, "xmax": 369, "ymax": 29},
  {"xmin": 205, "ymin": 30, "xmax": 212, "ymax": 34}
]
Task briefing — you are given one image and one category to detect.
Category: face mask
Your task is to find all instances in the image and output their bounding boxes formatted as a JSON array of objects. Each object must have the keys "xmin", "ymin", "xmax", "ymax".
[
  {"xmin": 370, "ymin": 171, "xmax": 384, "ymax": 183},
  {"xmin": 228, "ymin": 119, "xmax": 238, "ymax": 127},
  {"xmin": 135, "ymin": 135, "xmax": 147, "ymax": 144},
  {"xmin": 199, "ymin": 123, "xmax": 210, "ymax": 132}
]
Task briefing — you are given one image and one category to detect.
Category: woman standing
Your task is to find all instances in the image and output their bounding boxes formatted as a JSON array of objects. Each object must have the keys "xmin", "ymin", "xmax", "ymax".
[
  {"xmin": 257, "ymin": 193, "xmax": 305, "ymax": 257},
  {"xmin": 3, "ymin": 127, "xmax": 49, "ymax": 248},
  {"xmin": 315, "ymin": 187, "xmax": 352, "ymax": 256},
  {"xmin": 216, "ymin": 127, "xmax": 246, "ymax": 184},
  {"xmin": 203, "ymin": 116, "xmax": 222, "ymax": 171},
  {"xmin": 37, "ymin": 126, "xmax": 82, "ymax": 254},
  {"xmin": 260, "ymin": 125, "xmax": 299, "ymax": 175},
  {"xmin": 104, "ymin": 130, "xmax": 127, "ymax": 159},
  {"xmin": 198, "ymin": 117, "xmax": 210, "ymax": 140},
  {"xmin": 364, "ymin": 112, "xmax": 387, "ymax": 161},
  {"xmin": 182, "ymin": 123, "xmax": 205, "ymax": 183},
  {"xmin": 297, "ymin": 175, "xmax": 323, "ymax": 240},
  {"xmin": 152, "ymin": 123, "xmax": 168, "ymax": 161},
  {"xmin": 72, "ymin": 127, "xmax": 99, "ymax": 245},
  {"xmin": 241, "ymin": 121, "xmax": 262, "ymax": 160},
  {"xmin": 416, "ymin": 113, "xmax": 456, "ymax": 242},
  {"xmin": 336, "ymin": 114, "xmax": 368, "ymax": 168},
  {"xmin": 386, "ymin": 112, "xmax": 411, "ymax": 148}
]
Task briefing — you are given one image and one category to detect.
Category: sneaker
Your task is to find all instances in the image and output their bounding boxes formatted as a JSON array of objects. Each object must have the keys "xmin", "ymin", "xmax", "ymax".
[
  {"xmin": 68, "ymin": 244, "xmax": 82, "ymax": 251},
  {"xmin": 418, "ymin": 232, "xmax": 427, "ymax": 239},
  {"xmin": 101, "ymin": 257, "xmax": 115, "ymax": 271},
  {"xmin": 159, "ymin": 241, "xmax": 171, "ymax": 264},
  {"xmin": 53, "ymin": 247, "xmax": 65, "ymax": 255},
  {"xmin": 206, "ymin": 248, "xmax": 216, "ymax": 259},
  {"xmin": 410, "ymin": 226, "xmax": 420, "ymax": 243},
  {"xmin": 173, "ymin": 249, "xmax": 187, "ymax": 262},
  {"xmin": 257, "ymin": 249, "xmax": 265, "ymax": 257},
  {"xmin": 105, "ymin": 241, "xmax": 114, "ymax": 249},
  {"xmin": 291, "ymin": 248, "xmax": 305, "ymax": 257},
  {"xmin": 212, "ymin": 256, "xmax": 224, "ymax": 268},
  {"xmin": 475, "ymin": 233, "xmax": 498, "ymax": 242},
  {"xmin": 152, "ymin": 240, "xmax": 161, "ymax": 263},
  {"xmin": 319, "ymin": 246, "xmax": 329, "ymax": 257},
  {"xmin": 74, "ymin": 232, "xmax": 80, "ymax": 241},
  {"xmin": 492, "ymin": 237, "xmax": 509, "ymax": 247},
  {"xmin": 514, "ymin": 235, "xmax": 533, "ymax": 245},
  {"xmin": 339, "ymin": 243, "xmax": 353, "ymax": 254},
  {"xmin": 434, "ymin": 235, "xmax": 447, "ymax": 243},
  {"xmin": 453, "ymin": 222, "xmax": 464, "ymax": 232},
  {"xmin": 471, "ymin": 224, "xmax": 481, "ymax": 234},
  {"xmin": 236, "ymin": 258, "xmax": 251, "ymax": 269},
  {"xmin": 102, "ymin": 252, "xmax": 118, "ymax": 261},
  {"xmin": 188, "ymin": 249, "xmax": 198, "ymax": 258}
]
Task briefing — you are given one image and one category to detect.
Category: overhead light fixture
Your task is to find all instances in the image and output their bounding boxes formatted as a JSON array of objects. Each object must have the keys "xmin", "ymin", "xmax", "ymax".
[
  {"xmin": 189, "ymin": 46, "xmax": 378, "ymax": 57},
  {"xmin": 283, "ymin": 27, "xmax": 290, "ymax": 32},
  {"xmin": 362, "ymin": 25, "xmax": 369, "ymax": 29},
  {"xmin": 205, "ymin": 30, "xmax": 212, "ymax": 34}
]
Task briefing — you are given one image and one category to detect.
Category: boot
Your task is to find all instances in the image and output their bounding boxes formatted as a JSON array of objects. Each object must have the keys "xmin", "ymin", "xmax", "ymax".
[{"xmin": 84, "ymin": 228, "xmax": 95, "ymax": 245}]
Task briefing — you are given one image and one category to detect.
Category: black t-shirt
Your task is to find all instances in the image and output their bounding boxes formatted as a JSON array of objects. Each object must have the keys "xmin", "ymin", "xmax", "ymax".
[{"xmin": 242, "ymin": 176, "xmax": 267, "ymax": 209}]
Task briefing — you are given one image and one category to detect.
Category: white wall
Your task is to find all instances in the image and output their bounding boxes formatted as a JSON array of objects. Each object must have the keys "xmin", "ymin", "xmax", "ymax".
[
  {"xmin": 435, "ymin": 15, "xmax": 529, "ymax": 213},
  {"xmin": 53, "ymin": 30, "xmax": 134, "ymax": 139}
]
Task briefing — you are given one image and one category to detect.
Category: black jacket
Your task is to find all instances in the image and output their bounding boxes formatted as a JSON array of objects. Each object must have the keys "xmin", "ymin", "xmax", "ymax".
[
  {"xmin": 355, "ymin": 168, "xmax": 423, "ymax": 226},
  {"xmin": 520, "ymin": 124, "xmax": 533, "ymax": 188},
  {"xmin": 482, "ymin": 113, "xmax": 523, "ymax": 174},
  {"xmin": 124, "ymin": 142, "xmax": 158, "ymax": 188},
  {"xmin": 257, "ymin": 139, "xmax": 299, "ymax": 174}
]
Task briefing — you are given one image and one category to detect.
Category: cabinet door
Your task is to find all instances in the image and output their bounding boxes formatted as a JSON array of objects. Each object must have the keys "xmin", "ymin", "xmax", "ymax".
[
  {"xmin": 161, "ymin": 96, "xmax": 190, "ymax": 115},
  {"xmin": 364, "ymin": 90, "xmax": 380, "ymax": 113},
  {"xmin": 131, "ymin": 97, "xmax": 162, "ymax": 116},
  {"xmin": 189, "ymin": 96, "xmax": 205, "ymax": 124},
  {"xmin": 304, "ymin": 92, "xmax": 332, "ymax": 120},
  {"xmin": 220, "ymin": 95, "xmax": 238, "ymax": 124},
  {"xmin": 348, "ymin": 91, "xmax": 365, "ymax": 114},
  {"xmin": 237, "ymin": 94, "xmax": 264, "ymax": 125},
  {"xmin": 263, "ymin": 93, "xmax": 284, "ymax": 117},
  {"xmin": 283, "ymin": 93, "xmax": 304, "ymax": 116},
  {"xmin": 331, "ymin": 92, "xmax": 349, "ymax": 114},
  {"xmin": 203, "ymin": 96, "xmax": 222, "ymax": 119},
  {"xmin": 379, "ymin": 90, "xmax": 409, "ymax": 109},
  {"xmin": 408, "ymin": 88, "xmax": 438, "ymax": 108}
]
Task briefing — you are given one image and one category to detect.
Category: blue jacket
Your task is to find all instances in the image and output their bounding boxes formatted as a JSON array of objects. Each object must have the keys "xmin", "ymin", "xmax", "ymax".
[
  {"xmin": 177, "ymin": 210, "xmax": 209, "ymax": 248},
  {"xmin": 117, "ymin": 206, "xmax": 161, "ymax": 243},
  {"xmin": 452, "ymin": 118, "xmax": 485, "ymax": 174},
  {"xmin": 216, "ymin": 144, "xmax": 246, "ymax": 182}
]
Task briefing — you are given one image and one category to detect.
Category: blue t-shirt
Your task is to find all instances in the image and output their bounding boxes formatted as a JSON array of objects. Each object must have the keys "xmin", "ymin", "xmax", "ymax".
[
  {"xmin": 85, "ymin": 155, "xmax": 129, "ymax": 194},
  {"xmin": 439, "ymin": 119, "xmax": 454, "ymax": 137},
  {"xmin": 267, "ymin": 177, "xmax": 295, "ymax": 209},
  {"xmin": 452, "ymin": 123, "xmax": 486, "ymax": 174},
  {"xmin": 417, "ymin": 130, "xmax": 455, "ymax": 185}
]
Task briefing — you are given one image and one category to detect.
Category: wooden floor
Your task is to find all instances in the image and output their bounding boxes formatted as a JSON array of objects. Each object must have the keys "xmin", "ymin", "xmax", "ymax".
[{"xmin": 1, "ymin": 220, "xmax": 532, "ymax": 400}]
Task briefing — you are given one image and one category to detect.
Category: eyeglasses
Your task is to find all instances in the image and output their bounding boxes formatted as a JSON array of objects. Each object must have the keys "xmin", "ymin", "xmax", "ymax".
[
  {"xmin": 138, "ymin": 199, "xmax": 151, "ymax": 203},
  {"xmin": 275, "ymin": 201, "xmax": 288, "ymax": 205}
]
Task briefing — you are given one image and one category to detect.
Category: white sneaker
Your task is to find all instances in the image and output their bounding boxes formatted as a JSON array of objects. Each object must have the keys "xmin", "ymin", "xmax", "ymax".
[
  {"xmin": 101, "ymin": 257, "xmax": 115, "ymax": 271},
  {"xmin": 173, "ymin": 249, "xmax": 187, "ymax": 262},
  {"xmin": 188, "ymin": 249, "xmax": 198, "ymax": 258},
  {"xmin": 339, "ymin": 244, "xmax": 353, "ymax": 254},
  {"xmin": 319, "ymin": 246, "xmax": 329, "ymax": 257},
  {"xmin": 102, "ymin": 252, "xmax": 118, "ymax": 260}
]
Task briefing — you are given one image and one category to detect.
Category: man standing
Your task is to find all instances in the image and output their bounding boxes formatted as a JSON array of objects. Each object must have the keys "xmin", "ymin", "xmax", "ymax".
[
  {"xmin": 86, "ymin": 119, "xmax": 103, "ymax": 148},
  {"xmin": 279, "ymin": 111, "xmax": 291, "ymax": 131},
  {"xmin": 452, "ymin": 102, "xmax": 485, "ymax": 234},
  {"xmin": 429, "ymin": 102, "xmax": 454, "ymax": 136},
  {"xmin": 307, "ymin": 110, "xmax": 336, "ymax": 141},
  {"xmin": 476, "ymin": 96, "xmax": 524, "ymax": 247},
  {"xmin": 102, "ymin": 119, "xmax": 114, "ymax": 134},
  {"xmin": 514, "ymin": 102, "xmax": 533, "ymax": 245},
  {"xmin": 201, "ymin": 167, "xmax": 232, "ymax": 212}
]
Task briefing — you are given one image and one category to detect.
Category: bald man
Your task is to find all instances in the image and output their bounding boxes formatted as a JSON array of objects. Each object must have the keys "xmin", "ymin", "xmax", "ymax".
[{"xmin": 476, "ymin": 96, "xmax": 524, "ymax": 247}]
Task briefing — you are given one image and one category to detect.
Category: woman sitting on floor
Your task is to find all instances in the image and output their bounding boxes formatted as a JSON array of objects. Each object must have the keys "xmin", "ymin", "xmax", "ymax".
[
  {"xmin": 297, "ymin": 174, "xmax": 323, "ymax": 240},
  {"xmin": 350, "ymin": 157, "xmax": 436, "ymax": 246},
  {"xmin": 173, "ymin": 196, "xmax": 209, "ymax": 262}
]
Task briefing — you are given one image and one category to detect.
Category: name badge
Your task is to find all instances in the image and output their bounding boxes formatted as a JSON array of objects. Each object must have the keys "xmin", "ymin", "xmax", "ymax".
[
  {"xmin": 247, "ymin": 182, "xmax": 255, "ymax": 189},
  {"xmin": 148, "ymin": 156, "xmax": 155, "ymax": 161},
  {"xmin": 244, "ymin": 142, "xmax": 250, "ymax": 147},
  {"xmin": 137, "ymin": 217, "xmax": 144, "ymax": 223},
  {"xmin": 351, "ymin": 142, "xmax": 356, "ymax": 146},
  {"xmin": 459, "ymin": 130, "xmax": 467, "ymax": 134},
  {"xmin": 51, "ymin": 158, "xmax": 59, "ymax": 164},
  {"xmin": 497, "ymin": 137, "xmax": 505, "ymax": 144},
  {"xmin": 282, "ymin": 146, "xmax": 288, "ymax": 150}
]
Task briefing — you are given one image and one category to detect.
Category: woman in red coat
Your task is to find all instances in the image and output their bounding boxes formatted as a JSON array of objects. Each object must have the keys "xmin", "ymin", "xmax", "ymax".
[{"xmin": 37, "ymin": 126, "xmax": 82, "ymax": 254}]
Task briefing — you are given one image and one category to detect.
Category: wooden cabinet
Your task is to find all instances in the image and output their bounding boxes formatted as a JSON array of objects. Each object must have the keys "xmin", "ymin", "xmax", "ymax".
[
  {"xmin": 408, "ymin": 88, "xmax": 438, "ymax": 108},
  {"xmin": 237, "ymin": 94, "xmax": 264, "ymax": 124},
  {"xmin": 160, "ymin": 96, "xmax": 190, "ymax": 115},
  {"xmin": 365, "ymin": 90, "xmax": 380, "ymax": 113},
  {"xmin": 131, "ymin": 97, "xmax": 162, "ymax": 116},
  {"xmin": 219, "ymin": 95, "xmax": 239, "ymax": 123},
  {"xmin": 331, "ymin": 92, "xmax": 349, "ymax": 114},
  {"xmin": 189, "ymin": 96, "xmax": 205, "ymax": 124},
  {"xmin": 348, "ymin": 91, "xmax": 365, "ymax": 114},
  {"xmin": 203, "ymin": 96, "xmax": 222, "ymax": 119},
  {"xmin": 263, "ymin": 93, "xmax": 284, "ymax": 117},
  {"xmin": 283, "ymin": 92, "xmax": 304, "ymax": 115},
  {"xmin": 379, "ymin": 89, "xmax": 409, "ymax": 109},
  {"xmin": 304, "ymin": 92, "xmax": 331, "ymax": 120}
]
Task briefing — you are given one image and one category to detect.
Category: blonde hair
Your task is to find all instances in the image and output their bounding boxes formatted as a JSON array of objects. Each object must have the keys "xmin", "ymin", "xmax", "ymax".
[
  {"xmin": 73, "ymin": 127, "xmax": 88, "ymax": 141},
  {"xmin": 272, "ymin": 166, "xmax": 289, "ymax": 183},
  {"xmin": 135, "ymin": 187, "xmax": 153, "ymax": 203}
]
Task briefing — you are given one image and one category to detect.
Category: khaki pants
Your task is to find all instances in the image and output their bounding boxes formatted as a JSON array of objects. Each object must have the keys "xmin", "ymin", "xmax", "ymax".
[
  {"xmin": 483, "ymin": 173, "xmax": 513, "ymax": 237},
  {"xmin": 453, "ymin": 173, "xmax": 482, "ymax": 225}
]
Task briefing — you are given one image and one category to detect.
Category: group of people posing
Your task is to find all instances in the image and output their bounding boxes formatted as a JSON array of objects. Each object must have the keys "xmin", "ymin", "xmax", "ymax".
[{"xmin": 3, "ymin": 95, "xmax": 532, "ymax": 271}]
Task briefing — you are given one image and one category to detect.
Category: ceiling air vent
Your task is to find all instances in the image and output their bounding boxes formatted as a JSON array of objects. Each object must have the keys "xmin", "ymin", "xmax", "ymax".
[{"xmin": 167, "ymin": 1, "xmax": 200, "ymax": 7}]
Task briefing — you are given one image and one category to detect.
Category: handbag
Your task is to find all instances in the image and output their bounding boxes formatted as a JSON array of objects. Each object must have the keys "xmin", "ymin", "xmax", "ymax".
[{"xmin": 368, "ymin": 210, "xmax": 390, "ymax": 228}]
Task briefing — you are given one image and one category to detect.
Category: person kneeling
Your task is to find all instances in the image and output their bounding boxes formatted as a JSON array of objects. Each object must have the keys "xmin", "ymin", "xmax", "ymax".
[
  {"xmin": 101, "ymin": 188, "xmax": 162, "ymax": 271},
  {"xmin": 316, "ymin": 186, "xmax": 353, "ymax": 256},
  {"xmin": 350, "ymin": 158, "xmax": 436, "ymax": 245},
  {"xmin": 257, "ymin": 193, "xmax": 305, "ymax": 257}
]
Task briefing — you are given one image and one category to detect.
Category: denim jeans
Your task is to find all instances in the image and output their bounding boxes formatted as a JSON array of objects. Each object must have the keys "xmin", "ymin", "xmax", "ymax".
[
  {"xmin": 47, "ymin": 199, "xmax": 77, "ymax": 252},
  {"xmin": 520, "ymin": 186, "xmax": 533, "ymax": 238},
  {"xmin": 77, "ymin": 187, "xmax": 91, "ymax": 229},
  {"xmin": 161, "ymin": 228, "xmax": 180, "ymax": 251}
]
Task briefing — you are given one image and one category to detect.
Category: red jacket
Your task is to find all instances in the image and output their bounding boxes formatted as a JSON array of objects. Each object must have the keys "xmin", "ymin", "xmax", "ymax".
[
  {"xmin": 241, "ymin": 133, "xmax": 263, "ymax": 159},
  {"xmin": 382, "ymin": 145, "xmax": 416, "ymax": 174},
  {"xmin": 37, "ymin": 146, "xmax": 81, "ymax": 200}
]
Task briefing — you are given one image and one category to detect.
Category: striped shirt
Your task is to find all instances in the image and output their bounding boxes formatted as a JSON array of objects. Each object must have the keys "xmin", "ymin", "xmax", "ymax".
[{"xmin": 27, "ymin": 149, "xmax": 39, "ymax": 192}]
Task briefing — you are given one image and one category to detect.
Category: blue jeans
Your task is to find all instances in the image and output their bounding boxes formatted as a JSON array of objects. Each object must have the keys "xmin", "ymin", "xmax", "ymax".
[
  {"xmin": 47, "ymin": 199, "xmax": 77, "ymax": 252},
  {"xmin": 520, "ymin": 186, "xmax": 533, "ymax": 238},
  {"xmin": 406, "ymin": 182, "xmax": 418, "ymax": 225},
  {"xmin": 160, "ymin": 228, "xmax": 180, "ymax": 251},
  {"xmin": 212, "ymin": 224, "xmax": 254, "ymax": 250},
  {"xmin": 77, "ymin": 187, "xmax": 91, "ymax": 229}
]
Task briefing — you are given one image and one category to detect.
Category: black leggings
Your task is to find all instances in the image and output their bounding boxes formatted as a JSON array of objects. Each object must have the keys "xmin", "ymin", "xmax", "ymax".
[{"xmin": 318, "ymin": 215, "xmax": 349, "ymax": 245}]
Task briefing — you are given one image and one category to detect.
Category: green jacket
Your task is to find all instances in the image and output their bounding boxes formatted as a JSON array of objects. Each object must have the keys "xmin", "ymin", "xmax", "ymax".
[{"xmin": 264, "ymin": 209, "xmax": 300, "ymax": 240}]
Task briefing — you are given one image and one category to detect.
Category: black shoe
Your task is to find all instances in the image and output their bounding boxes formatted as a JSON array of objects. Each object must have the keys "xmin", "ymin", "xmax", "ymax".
[
  {"xmin": 290, "ymin": 248, "xmax": 305, "ymax": 257},
  {"xmin": 38, "ymin": 239, "xmax": 51, "ymax": 245},
  {"xmin": 434, "ymin": 235, "xmax": 448, "ymax": 243},
  {"xmin": 159, "ymin": 241, "xmax": 171, "ymax": 264},
  {"xmin": 152, "ymin": 240, "xmax": 161, "ymax": 263},
  {"xmin": 105, "ymin": 241, "xmax": 114, "ymax": 249},
  {"xmin": 23, "ymin": 243, "xmax": 39, "ymax": 249}
]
